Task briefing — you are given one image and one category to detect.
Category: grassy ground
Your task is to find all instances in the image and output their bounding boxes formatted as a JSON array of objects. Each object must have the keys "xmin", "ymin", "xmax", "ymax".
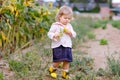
[
  {"xmin": 2, "ymin": 16, "xmax": 120, "ymax": 80},
  {"xmin": 5, "ymin": 16, "xmax": 95, "ymax": 80}
]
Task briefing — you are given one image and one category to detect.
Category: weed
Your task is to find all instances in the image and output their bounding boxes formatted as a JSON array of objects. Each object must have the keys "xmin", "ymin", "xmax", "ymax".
[
  {"xmin": 107, "ymin": 56, "xmax": 120, "ymax": 76},
  {"xmin": 0, "ymin": 72, "xmax": 4, "ymax": 80},
  {"xmin": 100, "ymin": 39, "xmax": 108, "ymax": 45},
  {"xmin": 111, "ymin": 21, "xmax": 120, "ymax": 29},
  {"xmin": 87, "ymin": 32, "xmax": 96, "ymax": 39}
]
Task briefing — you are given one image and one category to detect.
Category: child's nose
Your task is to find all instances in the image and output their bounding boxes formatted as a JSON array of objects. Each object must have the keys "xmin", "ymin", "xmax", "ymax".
[{"xmin": 66, "ymin": 19, "xmax": 69, "ymax": 21}]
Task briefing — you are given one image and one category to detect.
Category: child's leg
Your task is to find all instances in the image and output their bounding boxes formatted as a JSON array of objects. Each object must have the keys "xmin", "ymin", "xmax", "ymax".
[
  {"xmin": 62, "ymin": 61, "xmax": 69, "ymax": 70},
  {"xmin": 48, "ymin": 62, "xmax": 61, "ymax": 78},
  {"xmin": 49, "ymin": 62, "xmax": 61, "ymax": 72},
  {"xmin": 53, "ymin": 61, "xmax": 61, "ymax": 68},
  {"xmin": 62, "ymin": 61, "xmax": 71, "ymax": 79}
]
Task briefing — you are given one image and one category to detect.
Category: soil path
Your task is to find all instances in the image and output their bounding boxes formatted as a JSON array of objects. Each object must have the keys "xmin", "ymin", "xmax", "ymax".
[
  {"xmin": 81, "ymin": 23, "xmax": 120, "ymax": 70},
  {"xmin": 0, "ymin": 59, "xmax": 14, "ymax": 80}
]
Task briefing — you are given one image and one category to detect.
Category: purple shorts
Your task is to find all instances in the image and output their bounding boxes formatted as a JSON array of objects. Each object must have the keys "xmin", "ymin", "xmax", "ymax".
[{"xmin": 52, "ymin": 45, "xmax": 72, "ymax": 62}]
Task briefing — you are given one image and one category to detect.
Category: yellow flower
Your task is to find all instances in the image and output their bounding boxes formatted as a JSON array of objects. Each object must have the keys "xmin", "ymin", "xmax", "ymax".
[
  {"xmin": 0, "ymin": 39, "xmax": 2, "ymax": 47},
  {"xmin": 8, "ymin": 4, "xmax": 17, "ymax": 14},
  {"xmin": 1, "ymin": 31, "xmax": 6, "ymax": 40},
  {"xmin": 48, "ymin": 2, "xmax": 53, "ymax": 8},
  {"xmin": 9, "ymin": 5, "xmax": 15, "ymax": 13},
  {"xmin": 63, "ymin": 27, "xmax": 67, "ymax": 33},
  {"xmin": 23, "ymin": 1, "xmax": 31, "ymax": 6},
  {"xmin": 40, "ymin": 28, "xmax": 44, "ymax": 33},
  {"xmin": 15, "ymin": 10, "xmax": 19, "ymax": 17},
  {"xmin": 14, "ymin": 7, "xmax": 17, "ymax": 11}
]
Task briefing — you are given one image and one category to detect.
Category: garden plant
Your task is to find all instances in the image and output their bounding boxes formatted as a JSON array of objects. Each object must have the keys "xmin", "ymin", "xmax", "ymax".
[{"xmin": 0, "ymin": 0, "xmax": 120, "ymax": 80}]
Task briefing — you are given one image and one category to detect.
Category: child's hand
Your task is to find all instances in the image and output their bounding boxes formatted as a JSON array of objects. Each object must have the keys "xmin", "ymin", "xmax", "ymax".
[
  {"xmin": 63, "ymin": 27, "xmax": 72, "ymax": 37},
  {"xmin": 53, "ymin": 33, "xmax": 60, "ymax": 41}
]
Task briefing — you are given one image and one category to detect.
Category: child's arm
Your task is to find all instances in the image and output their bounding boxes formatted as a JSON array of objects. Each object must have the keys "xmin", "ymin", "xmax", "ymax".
[
  {"xmin": 53, "ymin": 32, "xmax": 60, "ymax": 41},
  {"xmin": 48, "ymin": 25, "xmax": 60, "ymax": 41},
  {"xmin": 47, "ymin": 25, "xmax": 57, "ymax": 40}
]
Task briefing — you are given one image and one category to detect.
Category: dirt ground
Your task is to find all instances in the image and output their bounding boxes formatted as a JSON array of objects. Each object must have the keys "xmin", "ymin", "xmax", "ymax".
[
  {"xmin": 80, "ymin": 23, "xmax": 120, "ymax": 70},
  {"xmin": 0, "ymin": 59, "xmax": 14, "ymax": 80},
  {"xmin": 0, "ymin": 23, "xmax": 120, "ymax": 79}
]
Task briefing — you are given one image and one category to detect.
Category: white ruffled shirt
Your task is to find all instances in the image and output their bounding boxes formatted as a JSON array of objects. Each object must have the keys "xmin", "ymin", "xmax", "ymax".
[{"xmin": 47, "ymin": 22, "xmax": 76, "ymax": 48}]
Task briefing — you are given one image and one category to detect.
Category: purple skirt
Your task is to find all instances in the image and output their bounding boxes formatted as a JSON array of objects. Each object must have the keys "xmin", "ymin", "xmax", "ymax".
[{"xmin": 52, "ymin": 45, "xmax": 72, "ymax": 62}]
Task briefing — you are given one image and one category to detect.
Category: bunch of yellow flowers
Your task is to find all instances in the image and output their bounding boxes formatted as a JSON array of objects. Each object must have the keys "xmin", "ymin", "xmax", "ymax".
[{"xmin": 53, "ymin": 27, "xmax": 68, "ymax": 41}]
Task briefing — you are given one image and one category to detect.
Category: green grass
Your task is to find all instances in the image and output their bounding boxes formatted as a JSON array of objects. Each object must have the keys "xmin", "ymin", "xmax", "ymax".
[
  {"xmin": 0, "ymin": 72, "xmax": 4, "ymax": 80},
  {"xmin": 5, "ymin": 16, "xmax": 97, "ymax": 79},
  {"xmin": 3, "ymin": 16, "xmax": 120, "ymax": 80},
  {"xmin": 110, "ymin": 20, "xmax": 120, "ymax": 29},
  {"xmin": 92, "ymin": 20, "xmax": 108, "ymax": 29},
  {"xmin": 87, "ymin": 32, "xmax": 96, "ymax": 39},
  {"xmin": 71, "ymin": 16, "xmax": 95, "ymax": 48},
  {"xmin": 107, "ymin": 56, "xmax": 120, "ymax": 76}
]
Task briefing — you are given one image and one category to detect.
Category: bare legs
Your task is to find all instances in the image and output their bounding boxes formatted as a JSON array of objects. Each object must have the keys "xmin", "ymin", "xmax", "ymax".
[
  {"xmin": 49, "ymin": 61, "xmax": 70, "ymax": 79},
  {"xmin": 62, "ymin": 61, "xmax": 69, "ymax": 70},
  {"xmin": 52, "ymin": 61, "xmax": 69, "ymax": 71}
]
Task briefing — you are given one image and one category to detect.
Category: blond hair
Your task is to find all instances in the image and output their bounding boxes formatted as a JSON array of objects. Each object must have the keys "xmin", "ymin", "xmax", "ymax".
[{"xmin": 55, "ymin": 5, "xmax": 73, "ymax": 22}]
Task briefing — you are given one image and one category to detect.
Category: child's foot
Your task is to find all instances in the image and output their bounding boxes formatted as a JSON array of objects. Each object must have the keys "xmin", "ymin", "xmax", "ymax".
[
  {"xmin": 50, "ymin": 72, "xmax": 57, "ymax": 78},
  {"xmin": 62, "ymin": 71, "xmax": 71, "ymax": 79},
  {"xmin": 48, "ymin": 67, "xmax": 57, "ymax": 78}
]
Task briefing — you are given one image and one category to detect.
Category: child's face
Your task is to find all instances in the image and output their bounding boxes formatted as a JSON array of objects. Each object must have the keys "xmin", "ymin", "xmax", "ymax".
[{"xmin": 59, "ymin": 15, "xmax": 71, "ymax": 25}]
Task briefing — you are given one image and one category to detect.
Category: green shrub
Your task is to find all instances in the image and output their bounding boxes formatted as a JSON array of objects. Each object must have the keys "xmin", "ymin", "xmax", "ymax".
[
  {"xmin": 9, "ymin": 59, "xmax": 29, "ymax": 76},
  {"xmin": 73, "ymin": 6, "xmax": 80, "ymax": 12},
  {"xmin": 71, "ymin": 56, "xmax": 94, "ymax": 74},
  {"xmin": 97, "ymin": 68, "xmax": 106, "ymax": 76},
  {"xmin": 75, "ymin": 70, "xmax": 96, "ymax": 80},
  {"xmin": 100, "ymin": 39, "xmax": 108, "ymax": 45},
  {"xmin": 107, "ymin": 56, "xmax": 120, "ymax": 76},
  {"xmin": 9, "ymin": 60, "xmax": 25, "ymax": 72},
  {"xmin": 87, "ymin": 32, "xmax": 96, "ymax": 39},
  {"xmin": 93, "ymin": 21, "xmax": 101, "ymax": 28},
  {"xmin": 0, "ymin": 0, "xmax": 56, "ymax": 54},
  {"xmin": 90, "ymin": 4, "xmax": 100, "ymax": 13},
  {"xmin": 111, "ymin": 21, "xmax": 120, "ymax": 29},
  {"xmin": 92, "ymin": 20, "xmax": 108, "ymax": 29}
]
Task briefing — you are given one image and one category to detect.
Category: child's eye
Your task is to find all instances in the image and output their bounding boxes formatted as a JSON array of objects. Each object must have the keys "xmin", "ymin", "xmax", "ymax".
[
  {"xmin": 64, "ymin": 17, "xmax": 67, "ymax": 19},
  {"xmin": 68, "ymin": 18, "xmax": 71, "ymax": 20},
  {"xmin": 64, "ymin": 17, "xmax": 70, "ymax": 20}
]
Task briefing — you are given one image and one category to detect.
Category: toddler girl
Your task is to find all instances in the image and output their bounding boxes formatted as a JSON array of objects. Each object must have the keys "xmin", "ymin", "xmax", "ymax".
[{"xmin": 47, "ymin": 5, "xmax": 76, "ymax": 79}]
